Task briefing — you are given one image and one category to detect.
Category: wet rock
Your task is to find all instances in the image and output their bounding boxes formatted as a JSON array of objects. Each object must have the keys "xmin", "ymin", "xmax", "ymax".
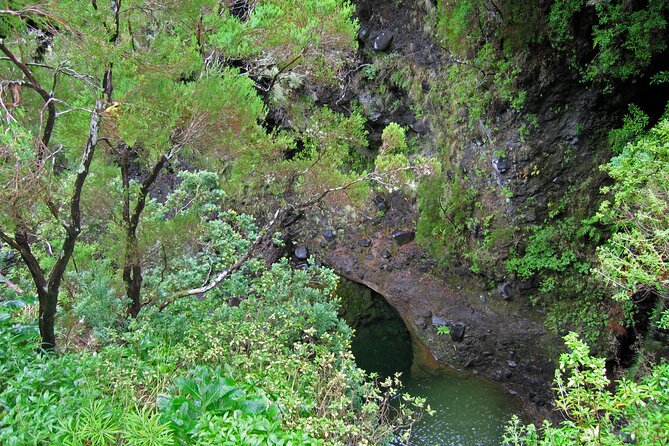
[
  {"xmin": 392, "ymin": 229, "xmax": 415, "ymax": 245},
  {"xmin": 491, "ymin": 369, "xmax": 504, "ymax": 381},
  {"xmin": 294, "ymin": 246, "xmax": 309, "ymax": 260},
  {"xmin": 450, "ymin": 322, "xmax": 466, "ymax": 342},
  {"xmin": 322, "ymin": 228, "xmax": 336, "ymax": 242},
  {"xmin": 357, "ymin": 238, "xmax": 372, "ymax": 248},
  {"xmin": 492, "ymin": 157, "xmax": 510, "ymax": 174},
  {"xmin": 381, "ymin": 249, "xmax": 392, "ymax": 260},
  {"xmin": 373, "ymin": 31, "xmax": 393, "ymax": 51},
  {"xmin": 498, "ymin": 282, "xmax": 515, "ymax": 300},
  {"xmin": 507, "ymin": 360, "xmax": 517, "ymax": 368},
  {"xmin": 358, "ymin": 25, "xmax": 370, "ymax": 41},
  {"xmin": 431, "ymin": 315, "xmax": 448, "ymax": 327}
]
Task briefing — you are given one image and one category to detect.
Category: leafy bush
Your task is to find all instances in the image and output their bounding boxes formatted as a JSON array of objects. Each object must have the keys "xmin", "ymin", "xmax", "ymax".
[
  {"xmin": 549, "ymin": 0, "xmax": 669, "ymax": 88},
  {"xmin": 596, "ymin": 114, "xmax": 669, "ymax": 324},
  {"xmin": 504, "ymin": 333, "xmax": 669, "ymax": 445}
]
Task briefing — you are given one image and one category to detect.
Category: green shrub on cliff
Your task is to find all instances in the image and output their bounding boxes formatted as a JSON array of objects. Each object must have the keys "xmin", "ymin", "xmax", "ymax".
[
  {"xmin": 549, "ymin": 0, "xmax": 669, "ymax": 88},
  {"xmin": 504, "ymin": 333, "xmax": 669, "ymax": 445}
]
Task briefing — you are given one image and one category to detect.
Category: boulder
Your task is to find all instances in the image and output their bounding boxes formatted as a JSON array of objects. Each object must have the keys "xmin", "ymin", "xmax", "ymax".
[
  {"xmin": 357, "ymin": 238, "xmax": 372, "ymax": 248},
  {"xmin": 373, "ymin": 31, "xmax": 393, "ymax": 51},
  {"xmin": 450, "ymin": 322, "xmax": 466, "ymax": 342},
  {"xmin": 492, "ymin": 157, "xmax": 510, "ymax": 174},
  {"xmin": 294, "ymin": 246, "xmax": 309, "ymax": 261},
  {"xmin": 392, "ymin": 229, "xmax": 415, "ymax": 245},
  {"xmin": 498, "ymin": 282, "xmax": 515, "ymax": 300},
  {"xmin": 322, "ymin": 228, "xmax": 336, "ymax": 242}
]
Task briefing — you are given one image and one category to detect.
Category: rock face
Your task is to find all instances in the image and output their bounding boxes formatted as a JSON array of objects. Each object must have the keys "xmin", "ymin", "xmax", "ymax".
[
  {"xmin": 300, "ymin": 193, "xmax": 559, "ymax": 419},
  {"xmin": 279, "ymin": 0, "xmax": 632, "ymax": 421}
]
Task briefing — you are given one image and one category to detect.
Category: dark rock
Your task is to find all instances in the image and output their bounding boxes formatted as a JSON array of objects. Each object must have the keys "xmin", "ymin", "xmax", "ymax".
[
  {"xmin": 381, "ymin": 249, "xmax": 392, "ymax": 260},
  {"xmin": 357, "ymin": 271, "xmax": 365, "ymax": 279},
  {"xmin": 491, "ymin": 369, "xmax": 504, "ymax": 381},
  {"xmin": 228, "ymin": 296, "xmax": 242, "ymax": 307},
  {"xmin": 294, "ymin": 246, "xmax": 309, "ymax": 260},
  {"xmin": 492, "ymin": 157, "xmax": 510, "ymax": 174},
  {"xmin": 322, "ymin": 228, "xmax": 336, "ymax": 242},
  {"xmin": 450, "ymin": 322, "xmax": 466, "ymax": 342},
  {"xmin": 373, "ymin": 195, "xmax": 389, "ymax": 212},
  {"xmin": 357, "ymin": 238, "xmax": 372, "ymax": 248},
  {"xmin": 482, "ymin": 351, "xmax": 493, "ymax": 357},
  {"xmin": 421, "ymin": 81, "xmax": 430, "ymax": 92},
  {"xmin": 410, "ymin": 120, "xmax": 429, "ymax": 134},
  {"xmin": 296, "ymin": 262, "xmax": 309, "ymax": 270},
  {"xmin": 506, "ymin": 360, "xmax": 517, "ymax": 368},
  {"xmin": 373, "ymin": 31, "xmax": 393, "ymax": 51},
  {"xmin": 498, "ymin": 282, "xmax": 514, "ymax": 300},
  {"xmin": 416, "ymin": 310, "xmax": 432, "ymax": 318},
  {"xmin": 392, "ymin": 229, "xmax": 415, "ymax": 245}
]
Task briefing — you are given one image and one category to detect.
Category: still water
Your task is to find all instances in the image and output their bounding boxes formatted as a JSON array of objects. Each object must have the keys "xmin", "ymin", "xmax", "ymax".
[
  {"xmin": 399, "ymin": 372, "xmax": 520, "ymax": 446},
  {"xmin": 338, "ymin": 279, "xmax": 521, "ymax": 446}
]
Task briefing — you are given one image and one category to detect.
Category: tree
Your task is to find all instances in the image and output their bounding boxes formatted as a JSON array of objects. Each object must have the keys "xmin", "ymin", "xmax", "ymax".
[{"xmin": 1, "ymin": 6, "xmax": 105, "ymax": 349}]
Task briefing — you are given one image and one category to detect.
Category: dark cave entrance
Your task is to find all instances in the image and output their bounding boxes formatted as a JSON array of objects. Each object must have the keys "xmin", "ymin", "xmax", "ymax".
[{"xmin": 336, "ymin": 278, "xmax": 413, "ymax": 377}]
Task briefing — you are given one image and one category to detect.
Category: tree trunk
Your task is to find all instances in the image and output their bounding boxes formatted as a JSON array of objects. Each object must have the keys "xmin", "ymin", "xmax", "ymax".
[
  {"xmin": 38, "ymin": 289, "xmax": 58, "ymax": 351},
  {"xmin": 124, "ymin": 233, "xmax": 143, "ymax": 317}
]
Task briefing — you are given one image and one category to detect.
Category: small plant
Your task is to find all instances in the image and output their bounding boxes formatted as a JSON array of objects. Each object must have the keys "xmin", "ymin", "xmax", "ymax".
[
  {"xmin": 493, "ymin": 149, "xmax": 506, "ymax": 159},
  {"xmin": 501, "ymin": 187, "xmax": 514, "ymax": 198},
  {"xmin": 436, "ymin": 325, "xmax": 451, "ymax": 335}
]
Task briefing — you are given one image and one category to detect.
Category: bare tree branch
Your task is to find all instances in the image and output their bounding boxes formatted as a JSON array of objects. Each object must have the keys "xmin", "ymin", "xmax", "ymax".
[
  {"xmin": 158, "ymin": 164, "xmax": 425, "ymax": 311},
  {"xmin": 0, "ymin": 43, "xmax": 56, "ymax": 158}
]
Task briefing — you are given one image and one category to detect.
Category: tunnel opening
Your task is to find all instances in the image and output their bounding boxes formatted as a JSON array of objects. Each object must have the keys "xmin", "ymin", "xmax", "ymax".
[{"xmin": 336, "ymin": 278, "xmax": 413, "ymax": 377}]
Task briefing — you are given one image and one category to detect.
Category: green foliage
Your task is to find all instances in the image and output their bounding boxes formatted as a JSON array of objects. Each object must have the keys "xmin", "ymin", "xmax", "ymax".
[
  {"xmin": 505, "ymin": 218, "xmax": 609, "ymax": 341},
  {"xmin": 549, "ymin": 0, "xmax": 669, "ymax": 88},
  {"xmin": 207, "ymin": 0, "xmax": 357, "ymax": 79},
  {"xmin": 436, "ymin": 0, "xmax": 544, "ymax": 56},
  {"xmin": 416, "ymin": 174, "xmax": 478, "ymax": 263},
  {"xmin": 0, "ymin": 258, "xmax": 423, "ymax": 445},
  {"xmin": 69, "ymin": 263, "xmax": 129, "ymax": 341},
  {"xmin": 504, "ymin": 333, "xmax": 669, "ymax": 445},
  {"xmin": 436, "ymin": 325, "xmax": 451, "ymax": 335},
  {"xmin": 595, "ymin": 114, "xmax": 669, "ymax": 318},
  {"xmin": 381, "ymin": 122, "xmax": 408, "ymax": 153}
]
